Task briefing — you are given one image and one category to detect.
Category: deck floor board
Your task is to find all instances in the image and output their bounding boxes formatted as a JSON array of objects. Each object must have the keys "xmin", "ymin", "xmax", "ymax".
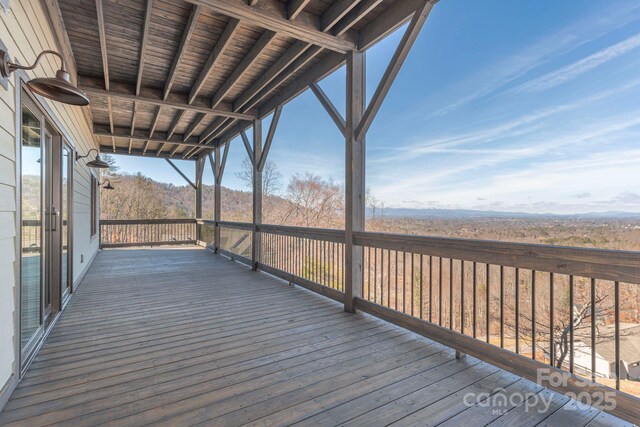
[{"xmin": 0, "ymin": 247, "xmax": 630, "ymax": 426}]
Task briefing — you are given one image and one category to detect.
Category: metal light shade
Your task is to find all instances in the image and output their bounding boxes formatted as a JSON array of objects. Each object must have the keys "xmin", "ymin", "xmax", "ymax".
[
  {"xmin": 86, "ymin": 154, "xmax": 110, "ymax": 169},
  {"xmin": 102, "ymin": 181, "xmax": 115, "ymax": 190},
  {"xmin": 27, "ymin": 69, "xmax": 89, "ymax": 106},
  {"xmin": 1, "ymin": 49, "xmax": 90, "ymax": 106}
]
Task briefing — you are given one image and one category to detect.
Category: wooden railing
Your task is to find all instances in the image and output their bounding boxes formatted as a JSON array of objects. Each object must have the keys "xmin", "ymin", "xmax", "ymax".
[
  {"xmin": 202, "ymin": 220, "xmax": 640, "ymax": 424},
  {"xmin": 100, "ymin": 219, "xmax": 197, "ymax": 248}
]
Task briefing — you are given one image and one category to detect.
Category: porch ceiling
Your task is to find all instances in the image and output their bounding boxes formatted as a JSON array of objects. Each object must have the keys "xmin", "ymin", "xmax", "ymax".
[{"xmin": 56, "ymin": 0, "xmax": 431, "ymax": 160}]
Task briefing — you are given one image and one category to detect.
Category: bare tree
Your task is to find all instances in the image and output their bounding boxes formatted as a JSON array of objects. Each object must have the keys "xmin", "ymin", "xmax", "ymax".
[
  {"xmin": 286, "ymin": 172, "xmax": 344, "ymax": 228},
  {"xmin": 235, "ymin": 158, "xmax": 282, "ymax": 196}
]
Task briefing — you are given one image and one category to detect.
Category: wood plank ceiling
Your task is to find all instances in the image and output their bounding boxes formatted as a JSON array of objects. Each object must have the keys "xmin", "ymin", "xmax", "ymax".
[{"xmin": 57, "ymin": 0, "xmax": 431, "ymax": 159}]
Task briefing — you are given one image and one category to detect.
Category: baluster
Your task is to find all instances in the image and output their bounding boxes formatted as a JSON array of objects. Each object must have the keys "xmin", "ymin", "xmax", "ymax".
[
  {"xmin": 615, "ymin": 280, "xmax": 620, "ymax": 390},
  {"xmin": 591, "ymin": 277, "xmax": 596, "ymax": 382}
]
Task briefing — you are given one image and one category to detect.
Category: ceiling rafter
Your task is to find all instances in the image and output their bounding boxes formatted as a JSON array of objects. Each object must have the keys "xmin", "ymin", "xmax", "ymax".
[
  {"xmin": 287, "ymin": 0, "xmax": 311, "ymax": 20},
  {"xmin": 164, "ymin": 4, "xmax": 201, "ymax": 100},
  {"xmin": 211, "ymin": 29, "xmax": 277, "ymax": 109},
  {"xmin": 189, "ymin": 18, "xmax": 240, "ymax": 105}
]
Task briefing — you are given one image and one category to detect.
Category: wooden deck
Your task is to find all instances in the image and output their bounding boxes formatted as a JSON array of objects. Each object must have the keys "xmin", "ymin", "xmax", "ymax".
[{"xmin": 0, "ymin": 247, "xmax": 632, "ymax": 426}]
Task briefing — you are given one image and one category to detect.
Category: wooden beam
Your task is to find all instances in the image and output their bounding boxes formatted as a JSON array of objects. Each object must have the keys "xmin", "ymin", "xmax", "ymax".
[
  {"xmin": 219, "ymin": 141, "xmax": 230, "ymax": 180},
  {"xmin": 195, "ymin": 156, "xmax": 205, "ymax": 230},
  {"xmin": 252, "ymin": 118, "xmax": 262, "ymax": 270},
  {"xmin": 164, "ymin": 4, "xmax": 201, "ymax": 99},
  {"xmin": 257, "ymin": 104, "xmax": 282, "ymax": 172},
  {"xmin": 156, "ymin": 143, "xmax": 166, "ymax": 156},
  {"xmin": 95, "ymin": 0, "xmax": 109, "ymax": 90},
  {"xmin": 137, "ymin": 0, "xmax": 154, "ymax": 96},
  {"xmin": 128, "ymin": 138, "xmax": 133, "ymax": 154},
  {"xmin": 184, "ymin": 0, "xmax": 356, "ymax": 53},
  {"xmin": 287, "ymin": 0, "xmax": 311, "ymax": 20},
  {"xmin": 233, "ymin": 40, "xmax": 310, "ymax": 113},
  {"xmin": 309, "ymin": 82, "xmax": 345, "ymax": 136},
  {"xmin": 189, "ymin": 18, "xmax": 240, "ymax": 105},
  {"xmin": 344, "ymin": 50, "xmax": 365, "ymax": 313},
  {"xmin": 143, "ymin": 140, "xmax": 151, "ymax": 154},
  {"xmin": 320, "ymin": 0, "xmax": 360, "ymax": 32},
  {"xmin": 78, "ymin": 77, "xmax": 256, "ymax": 120},
  {"xmin": 355, "ymin": 1, "xmax": 432, "ymax": 141},
  {"xmin": 211, "ymin": 30, "xmax": 277, "ymax": 109},
  {"xmin": 240, "ymin": 130, "xmax": 254, "ymax": 164},
  {"xmin": 149, "ymin": 106, "xmax": 161, "ymax": 137}
]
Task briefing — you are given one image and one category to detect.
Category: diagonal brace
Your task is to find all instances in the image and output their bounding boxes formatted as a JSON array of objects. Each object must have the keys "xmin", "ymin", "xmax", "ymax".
[
  {"xmin": 355, "ymin": 1, "xmax": 433, "ymax": 141},
  {"xmin": 310, "ymin": 83, "xmax": 345, "ymax": 137},
  {"xmin": 166, "ymin": 158, "xmax": 197, "ymax": 189},
  {"xmin": 257, "ymin": 105, "xmax": 283, "ymax": 172}
]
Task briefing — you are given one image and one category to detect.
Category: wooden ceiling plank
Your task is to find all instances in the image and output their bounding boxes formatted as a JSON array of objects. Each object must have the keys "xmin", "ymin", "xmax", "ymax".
[
  {"xmin": 184, "ymin": 0, "xmax": 356, "ymax": 53},
  {"xmin": 211, "ymin": 29, "xmax": 277, "ymax": 109},
  {"xmin": 164, "ymin": 4, "xmax": 201, "ymax": 100},
  {"xmin": 189, "ymin": 18, "xmax": 241, "ymax": 105},
  {"xmin": 287, "ymin": 0, "xmax": 311, "ymax": 20},
  {"xmin": 136, "ymin": 0, "xmax": 154, "ymax": 96}
]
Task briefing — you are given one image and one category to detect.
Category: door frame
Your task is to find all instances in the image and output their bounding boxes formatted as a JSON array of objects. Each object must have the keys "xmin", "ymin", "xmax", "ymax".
[{"xmin": 15, "ymin": 76, "xmax": 77, "ymax": 373}]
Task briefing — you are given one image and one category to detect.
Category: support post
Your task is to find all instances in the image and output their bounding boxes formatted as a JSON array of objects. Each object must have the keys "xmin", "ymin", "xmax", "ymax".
[
  {"xmin": 344, "ymin": 50, "xmax": 366, "ymax": 313},
  {"xmin": 214, "ymin": 147, "xmax": 222, "ymax": 252},
  {"xmin": 195, "ymin": 155, "xmax": 205, "ymax": 242},
  {"xmin": 252, "ymin": 119, "xmax": 263, "ymax": 271}
]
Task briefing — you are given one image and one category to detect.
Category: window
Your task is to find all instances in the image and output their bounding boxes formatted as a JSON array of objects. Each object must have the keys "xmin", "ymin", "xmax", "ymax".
[{"xmin": 90, "ymin": 174, "xmax": 98, "ymax": 237}]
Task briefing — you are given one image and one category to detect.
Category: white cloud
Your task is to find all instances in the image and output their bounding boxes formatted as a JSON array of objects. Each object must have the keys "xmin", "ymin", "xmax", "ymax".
[
  {"xmin": 422, "ymin": 3, "xmax": 640, "ymax": 118},
  {"xmin": 513, "ymin": 33, "xmax": 640, "ymax": 93}
]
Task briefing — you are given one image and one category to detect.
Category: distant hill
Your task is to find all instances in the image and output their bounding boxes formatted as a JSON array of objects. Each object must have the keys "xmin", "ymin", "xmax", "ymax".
[{"xmin": 374, "ymin": 207, "xmax": 640, "ymax": 220}]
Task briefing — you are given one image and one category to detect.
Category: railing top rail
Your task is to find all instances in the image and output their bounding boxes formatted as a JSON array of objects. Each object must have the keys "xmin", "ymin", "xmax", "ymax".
[
  {"xmin": 354, "ymin": 230, "xmax": 640, "ymax": 283},
  {"xmin": 258, "ymin": 223, "xmax": 345, "ymax": 243},
  {"xmin": 215, "ymin": 220, "xmax": 254, "ymax": 231},
  {"xmin": 100, "ymin": 218, "xmax": 197, "ymax": 225}
]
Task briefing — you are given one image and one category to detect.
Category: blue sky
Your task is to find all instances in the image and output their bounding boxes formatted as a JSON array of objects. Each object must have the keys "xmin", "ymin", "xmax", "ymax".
[{"xmin": 112, "ymin": 0, "xmax": 640, "ymax": 214}]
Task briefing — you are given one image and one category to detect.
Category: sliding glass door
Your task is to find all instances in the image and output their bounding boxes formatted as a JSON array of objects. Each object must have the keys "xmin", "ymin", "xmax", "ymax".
[
  {"xmin": 20, "ymin": 104, "xmax": 45, "ymax": 355},
  {"xmin": 20, "ymin": 91, "xmax": 73, "ymax": 366}
]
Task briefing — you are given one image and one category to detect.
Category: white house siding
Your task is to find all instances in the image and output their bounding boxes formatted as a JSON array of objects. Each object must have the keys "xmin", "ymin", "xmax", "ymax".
[{"xmin": 0, "ymin": 0, "xmax": 99, "ymax": 404}]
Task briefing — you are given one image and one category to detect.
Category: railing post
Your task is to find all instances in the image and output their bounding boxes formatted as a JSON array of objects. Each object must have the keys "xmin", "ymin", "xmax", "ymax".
[
  {"xmin": 214, "ymin": 146, "xmax": 222, "ymax": 252},
  {"xmin": 344, "ymin": 50, "xmax": 366, "ymax": 313},
  {"xmin": 252, "ymin": 118, "xmax": 262, "ymax": 271}
]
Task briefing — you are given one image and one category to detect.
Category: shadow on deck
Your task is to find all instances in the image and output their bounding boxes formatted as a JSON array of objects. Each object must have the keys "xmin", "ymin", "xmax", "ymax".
[{"xmin": 0, "ymin": 247, "xmax": 631, "ymax": 426}]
